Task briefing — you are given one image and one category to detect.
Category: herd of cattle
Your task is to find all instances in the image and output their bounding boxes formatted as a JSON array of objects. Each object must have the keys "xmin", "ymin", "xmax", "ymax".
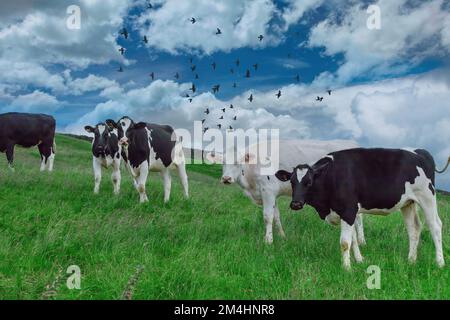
[{"xmin": 1, "ymin": 112, "xmax": 449, "ymax": 270}]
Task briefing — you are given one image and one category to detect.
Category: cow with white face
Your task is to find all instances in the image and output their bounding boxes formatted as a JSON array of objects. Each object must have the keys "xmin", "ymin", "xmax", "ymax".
[
  {"xmin": 84, "ymin": 123, "xmax": 122, "ymax": 195},
  {"xmin": 207, "ymin": 140, "xmax": 365, "ymax": 245},
  {"xmin": 106, "ymin": 117, "xmax": 188, "ymax": 203}
]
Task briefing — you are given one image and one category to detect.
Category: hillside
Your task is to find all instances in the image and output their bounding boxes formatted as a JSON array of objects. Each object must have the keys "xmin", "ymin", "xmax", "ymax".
[{"xmin": 0, "ymin": 134, "xmax": 448, "ymax": 299}]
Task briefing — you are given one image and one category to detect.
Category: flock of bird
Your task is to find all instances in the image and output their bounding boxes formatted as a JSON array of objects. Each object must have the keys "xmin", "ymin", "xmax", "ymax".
[{"xmin": 115, "ymin": 1, "xmax": 333, "ymax": 133}]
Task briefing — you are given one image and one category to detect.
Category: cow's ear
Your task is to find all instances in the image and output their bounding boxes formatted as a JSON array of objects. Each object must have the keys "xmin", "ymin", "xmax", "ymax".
[
  {"xmin": 105, "ymin": 119, "xmax": 118, "ymax": 129},
  {"xmin": 133, "ymin": 122, "xmax": 147, "ymax": 130},
  {"xmin": 84, "ymin": 126, "xmax": 95, "ymax": 133},
  {"xmin": 275, "ymin": 170, "xmax": 292, "ymax": 182}
]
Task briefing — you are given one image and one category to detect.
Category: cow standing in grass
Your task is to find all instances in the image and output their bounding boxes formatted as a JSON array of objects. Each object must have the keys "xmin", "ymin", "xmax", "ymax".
[
  {"xmin": 106, "ymin": 117, "xmax": 188, "ymax": 203},
  {"xmin": 275, "ymin": 148, "xmax": 450, "ymax": 269},
  {"xmin": 0, "ymin": 112, "xmax": 56, "ymax": 172},
  {"xmin": 207, "ymin": 140, "xmax": 365, "ymax": 245},
  {"xmin": 84, "ymin": 123, "xmax": 122, "ymax": 195}
]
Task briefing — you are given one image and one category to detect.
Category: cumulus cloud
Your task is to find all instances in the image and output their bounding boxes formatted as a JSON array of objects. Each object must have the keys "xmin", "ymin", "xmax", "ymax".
[
  {"xmin": 308, "ymin": 0, "xmax": 450, "ymax": 85},
  {"xmin": 134, "ymin": 0, "xmax": 280, "ymax": 54},
  {"xmin": 3, "ymin": 90, "xmax": 60, "ymax": 113}
]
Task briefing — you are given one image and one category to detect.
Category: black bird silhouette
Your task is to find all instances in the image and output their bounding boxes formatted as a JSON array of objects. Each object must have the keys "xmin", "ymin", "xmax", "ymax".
[
  {"xmin": 204, "ymin": 108, "xmax": 210, "ymax": 115},
  {"xmin": 195, "ymin": 73, "xmax": 199, "ymax": 79},
  {"xmin": 253, "ymin": 64, "xmax": 258, "ymax": 71},
  {"xmin": 219, "ymin": 115, "xmax": 224, "ymax": 120},
  {"xmin": 235, "ymin": 59, "xmax": 240, "ymax": 67},
  {"xmin": 117, "ymin": 66, "xmax": 124, "ymax": 72},
  {"xmin": 191, "ymin": 65, "xmax": 196, "ymax": 72},
  {"xmin": 216, "ymin": 28, "xmax": 222, "ymax": 35},
  {"xmin": 233, "ymin": 116, "xmax": 237, "ymax": 120},
  {"xmin": 190, "ymin": 84, "xmax": 196, "ymax": 93},
  {"xmin": 232, "ymin": 82, "xmax": 237, "ymax": 88},
  {"xmin": 295, "ymin": 74, "xmax": 300, "ymax": 82},
  {"xmin": 258, "ymin": 35, "xmax": 264, "ymax": 41},
  {"xmin": 212, "ymin": 84, "xmax": 220, "ymax": 94},
  {"xmin": 211, "ymin": 62, "xmax": 216, "ymax": 70},
  {"xmin": 245, "ymin": 69, "xmax": 251, "ymax": 78},
  {"xmin": 203, "ymin": 127, "xmax": 209, "ymax": 133},
  {"xmin": 316, "ymin": 96, "xmax": 324, "ymax": 102},
  {"xmin": 230, "ymin": 104, "xmax": 234, "ymax": 109},
  {"xmin": 175, "ymin": 72, "xmax": 180, "ymax": 80},
  {"xmin": 147, "ymin": 1, "xmax": 153, "ymax": 9},
  {"xmin": 221, "ymin": 108, "xmax": 226, "ymax": 112},
  {"xmin": 248, "ymin": 94, "xmax": 253, "ymax": 102},
  {"xmin": 189, "ymin": 98, "xmax": 193, "ymax": 103},
  {"xmin": 327, "ymin": 90, "xmax": 332, "ymax": 95},
  {"xmin": 217, "ymin": 124, "xmax": 222, "ymax": 129},
  {"xmin": 118, "ymin": 47, "xmax": 125, "ymax": 55},
  {"xmin": 149, "ymin": 72, "xmax": 155, "ymax": 80},
  {"xmin": 276, "ymin": 90, "xmax": 281, "ymax": 99},
  {"xmin": 190, "ymin": 17, "xmax": 196, "ymax": 24},
  {"xmin": 143, "ymin": 36, "xmax": 148, "ymax": 44},
  {"xmin": 120, "ymin": 28, "xmax": 128, "ymax": 39},
  {"xmin": 201, "ymin": 119, "xmax": 206, "ymax": 124},
  {"xmin": 184, "ymin": 93, "xmax": 190, "ymax": 98},
  {"xmin": 229, "ymin": 126, "xmax": 233, "ymax": 130}
]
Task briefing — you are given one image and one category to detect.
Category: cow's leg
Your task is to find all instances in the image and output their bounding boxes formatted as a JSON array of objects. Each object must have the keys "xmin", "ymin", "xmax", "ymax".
[
  {"xmin": 38, "ymin": 143, "xmax": 52, "ymax": 172},
  {"xmin": 401, "ymin": 203, "xmax": 422, "ymax": 264},
  {"xmin": 93, "ymin": 157, "xmax": 102, "ymax": 194},
  {"xmin": 176, "ymin": 163, "xmax": 189, "ymax": 199},
  {"xmin": 351, "ymin": 226, "xmax": 364, "ymax": 263},
  {"xmin": 262, "ymin": 193, "xmax": 275, "ymax": 244},
  {"xmin": 340, "ymin": 220, "xmax": 355, "ymax": 270},
  {"xmin": 111, "ymin": 160, "xmax": 121, "ymax": 195},
  {"xmin": 161, "ymin": 167, "xmax": 172, "ymax": 203},
  {"xmin": 355, "ymin": 214, "xmax": 366, "ymax": 246},
  {"xmin": 136, "ymin": 161, "xmax": 149, "ymax": 203},
  {"xmin": 47, "ymin": 141, "xmax": 55, "ymax": 172},
  {"xmin": 273, "ymin": 204, "xmax": 286, "ymax": 238},
  {"xmin": 6, "ymin": 144, "xmax": 15, "ymax": 171},
  {"xmin": 418, "ymin": 196, "xmax": 444, "ymax": 267}
]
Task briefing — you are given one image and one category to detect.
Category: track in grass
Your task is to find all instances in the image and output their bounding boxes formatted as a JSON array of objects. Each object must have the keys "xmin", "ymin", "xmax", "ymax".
[{"xmin": 0, "ymin": 134, "xmax": 449, "ymax": 299}]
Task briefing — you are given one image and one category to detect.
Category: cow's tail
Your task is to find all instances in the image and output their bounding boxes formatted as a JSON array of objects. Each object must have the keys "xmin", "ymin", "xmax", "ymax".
[
  {"xmin": 435, "ymin": 156, "xmax": 450, "ymax": 174},
  {"xmin": 52, "ymin": 140, "xmax": 56, "ymax": 154}
]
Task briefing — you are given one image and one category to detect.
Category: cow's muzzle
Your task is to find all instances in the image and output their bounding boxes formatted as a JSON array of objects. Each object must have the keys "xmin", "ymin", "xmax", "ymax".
[
  {"xmin": 290, "ymin": 201, "xmax": 304, "ymax": 211},
  {"xmin": 221, "ymin": 176, "xmax": 233, "ymax": 184},
  {"xmin": 119, "ymin": 137, "xmax": 129, "ymax": 146}
]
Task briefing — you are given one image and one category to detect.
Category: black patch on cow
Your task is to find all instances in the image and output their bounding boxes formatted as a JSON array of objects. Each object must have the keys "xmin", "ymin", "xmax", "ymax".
[
  {"xmin": 295, "ymin": 148, "xmax": 436, "ymax": 226},
  {"xmin": 0, "ymin": 112, "xmax": 56, "ymax": 165}
]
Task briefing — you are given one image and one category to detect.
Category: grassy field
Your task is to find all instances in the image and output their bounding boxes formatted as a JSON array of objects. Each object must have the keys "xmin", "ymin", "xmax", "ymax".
[{"xmin": 0, "ymin": 134, "xmax": 449, "ymax": 300}]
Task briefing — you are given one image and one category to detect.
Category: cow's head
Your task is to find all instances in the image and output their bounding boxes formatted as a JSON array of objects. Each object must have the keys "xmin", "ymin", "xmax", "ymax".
[
  {"xmin": 207, "ymin": 151, "xmax": 255, "ymax": 184},
  {"xmin": 275, "ymin": 158, "xmax": 331, "ymax": 210},
  {"xmin": 107, "ymin": 116, "xmax": 146, "ymax": 147},
  {"xmin": 84, "ymin": 123, "xmax": 113, "ymax": 157}
]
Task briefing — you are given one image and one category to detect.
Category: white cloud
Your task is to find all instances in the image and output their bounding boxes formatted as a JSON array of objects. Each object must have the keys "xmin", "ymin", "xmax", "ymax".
[
  {"xmin": 308, "ymin": 0, "xmax": 450, "ymax": 85},
  {"xmin": 63, "ymin": 71, "xmax": 117, "ymax": 96},
  {"xmin": 4, "ymin": 90, "xmax": 60, "ymax": 113},
  {"xmin": 281, "ymin": 0, "xmax": 324, "ymax": 30},
  {"xmin": 134, "ymin": 0, "xmax": 280, "ymax": 55}
]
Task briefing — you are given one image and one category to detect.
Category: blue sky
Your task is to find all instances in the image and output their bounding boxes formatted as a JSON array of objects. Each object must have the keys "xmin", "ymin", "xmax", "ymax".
[{"xmin": 0, "ymin": 0, "xmax": 450, "ymax": 188}]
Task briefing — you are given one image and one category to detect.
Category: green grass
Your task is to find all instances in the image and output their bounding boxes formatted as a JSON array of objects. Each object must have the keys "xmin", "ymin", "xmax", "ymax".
[{"xmin": 0, "ymin": 134, "xmax": 449, "ymax": 300}]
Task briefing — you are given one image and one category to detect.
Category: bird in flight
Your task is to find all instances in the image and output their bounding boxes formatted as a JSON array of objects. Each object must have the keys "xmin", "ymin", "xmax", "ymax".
[
  {"xmin": 327, "ymin": 90, "xmax": 332, "ymax": 95},
  {"xmin": 204, "ymin": 108, "xmax": 210, "ymax": 115},
  {"xmin": 190, "ymin": 84, "xmax": 196, "ymax": 93},
  {"xmin": 147, "ymin": 1, "xmax": 153, "ymax": 9},
  {"xmin": 217, "ymin": 124, "xmax": 222, "ymax": 129},
  {"xmin": 219, "ymin": 115, "xmax": 224, "ymax": 120},
  {"xmin": 258, "ymin": 35, "xmax": 264, "ymax": 41},
  {"xmin": 212, "ymin": 84, "xmax": 220, "ymax": 94},
  {"xmin": 295, "ymin": 74, "xmax": 300, "ymax": 82},
  {"xmin": 190, "ymin": 17, "xmax": 196, "ymax": 24},
  {"xmin": 188, "ymin": 98, "xmax": 193, "ymax": 103},
  {"xmin": 211, "ymin": 62, "xmax": 217, "ymax": 70},
  {"xmin": 191, "ymin": 65, "xmax": 196, "ymax": 72},
  {"xmin": 201, "ymin": 119, "xmax": 206, "ymax": 124},
  {"xmin": 149, "ymin": 72, "xmax": 155, "ymax": 80},
  {"xmin": 175, "ymin": 72, "xmax": 180, "ymax": 80},
  {"xmin": 233, "ymin": 116, "xmax": 237, "ymax": 121},
  {"xmin": 229, "ymin": 126, "xmax": 233, "ymax": 130},
  {"xmin": 118, "ymin": 47, "xmax": 125, "ymax": 55},
  {"xmin": 316, "ymin": 96, "xmax": 324, "ymax": 102},
  {"xmin": 143, "ymin": 36, "xmax": 148, "ymax": 44},
  {"xmin": 216, "ymin": 28, "xmax": 222, "ymax": 35},
  {"xmin": 117, "ymin": 66, "xmax": 124, "ymax": 72},
  {"xmin": 221, "ymin": 108, "xmax": 226, "ymax": 113},
  {"xmin": 248, "ymin": 94, "xmax": 253, "ymax": 102},
  {"xmin": 203, "ymin": 127, "xmax": 209, "ymax": 133},
  {"xmin": 245, "ymin": 69, "xmax": 251, "ymax": 78},
  {"xmin": 235, "ymin": 59, "xmax": 240, "ymax": 67},
  {"xmin": 232, "ymin": 82, "xmax": 237, "ymax": 88},
  {"xmin": 119, "ymin": 28, "xmax": 128, "ymax": 39},
  {"xmin": 195, "ymin": 74, "xmax": 199, "ymax": 79},
  {"xmin": 276, "ymin": 90, "xmax": 281, "ymax": 99},
  {"xmin": 230, "ymin": 104, "xmax": 234, "ymax": 109}
]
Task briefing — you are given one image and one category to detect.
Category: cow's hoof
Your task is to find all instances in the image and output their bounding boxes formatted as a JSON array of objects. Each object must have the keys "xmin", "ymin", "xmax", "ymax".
[
  {"xmin": 358, "ymin": 238, "xmax": 366, "ymax": 246},
  {"xmin": 264, "ymin": 236, "xmax": 273, "ymax": 245},
  {"xmin": 437, "ymin": 259, "xmax": 445, "ymax": 268},
  {"xmin": 355, "ymin": 255, "xmax": 364, "ymax": 263}
]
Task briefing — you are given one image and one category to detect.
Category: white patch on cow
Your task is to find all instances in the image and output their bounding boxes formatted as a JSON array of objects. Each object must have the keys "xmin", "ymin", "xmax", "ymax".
[
  {"xmin": 325, "ymin": 211, "xmax": 341, "ymax": 226},
  {"xmin": 98, "ymin": 124, "xmax": 106, "ymax": 135},
  {"xmin": 296, "ymin": 168, "xmax": 308, "ymax": 183}
]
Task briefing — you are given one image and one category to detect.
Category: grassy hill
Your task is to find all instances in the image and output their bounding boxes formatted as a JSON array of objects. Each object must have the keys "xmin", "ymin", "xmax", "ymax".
[{"xmin": 0, "ymin": 134, "xmax": 448, "ymax": 299}]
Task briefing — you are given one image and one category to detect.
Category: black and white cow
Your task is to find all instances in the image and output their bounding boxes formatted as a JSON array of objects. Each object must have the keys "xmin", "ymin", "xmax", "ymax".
[
  {"xmin": 106, "ymin": 117, "xmax": 188, "ymax": 203},
  {"xmin": 276, "ymin": 148, "xmax": 449, "ymax": 270},
  {"xmin": 84, "ymin": 123, "xmax": 122, "ymax": 195},
  {"xmin": 0, "ymin": 112, "xmax": 56, "ymax": 171}
]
